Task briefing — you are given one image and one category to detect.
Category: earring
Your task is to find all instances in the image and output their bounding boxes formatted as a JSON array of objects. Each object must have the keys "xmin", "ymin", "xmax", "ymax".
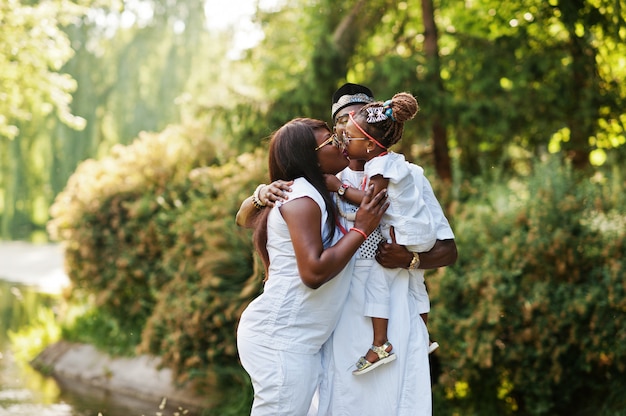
[{"xmin": 367, "ymin": 148, "xmax": 371, "ymax": 153}]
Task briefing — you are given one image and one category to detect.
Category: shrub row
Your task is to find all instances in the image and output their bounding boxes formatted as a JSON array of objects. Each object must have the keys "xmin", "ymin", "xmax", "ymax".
[{"xmin": 430, "ymin": 159, "xmax": 626, "ymax": 415}]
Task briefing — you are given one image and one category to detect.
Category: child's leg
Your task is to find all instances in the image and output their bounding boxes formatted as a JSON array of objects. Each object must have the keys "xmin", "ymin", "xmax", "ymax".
[
  {"xmin": 355, "ymin": 262, "xmax": 398, "ymax": 374},
  {"xmin": 364, "ymin": 317, "xmax": 392, "ymax": 363},
  {"xmin": 353, "ymin": 316, "xmax": 396, "ymax": 375}
]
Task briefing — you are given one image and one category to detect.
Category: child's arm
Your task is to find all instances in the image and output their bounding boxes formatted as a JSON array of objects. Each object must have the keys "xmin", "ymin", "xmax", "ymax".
[
  {"xmin": 324, "ymin": 173, "xmax": 364, "ymax": 205},
  {"xmin": 324, "ymin": 173, "xmax": 389, "ymax": 206},
  {"xmin": 341, "ymin": 175, "xmax": 388, "ymax": 206}
]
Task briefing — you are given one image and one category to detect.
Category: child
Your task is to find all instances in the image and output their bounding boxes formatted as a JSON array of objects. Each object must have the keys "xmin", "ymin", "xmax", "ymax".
[{"xmin": 337, "ymin": 92, "xmax": 438, "ymax": 375}]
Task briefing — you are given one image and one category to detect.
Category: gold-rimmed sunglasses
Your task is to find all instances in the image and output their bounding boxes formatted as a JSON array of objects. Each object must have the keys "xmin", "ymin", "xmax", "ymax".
[
  {"xmin": 341, "ymin": 131, "xmax": 368, "ymax": 144},
  {"xmin": 315, "ymin": 133, "xmax": 345, "ymax": 151}
]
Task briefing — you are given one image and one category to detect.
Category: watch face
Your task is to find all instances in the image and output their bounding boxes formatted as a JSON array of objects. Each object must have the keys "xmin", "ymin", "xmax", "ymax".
[{"xmin": 338, "ymin": 187, "xmax": 346, "ymax": 196}]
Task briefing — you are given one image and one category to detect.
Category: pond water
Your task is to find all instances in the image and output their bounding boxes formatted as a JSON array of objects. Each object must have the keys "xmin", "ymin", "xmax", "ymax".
[{"xmin": 0, "ymin": 280, "xmax": 191, "ymax": 416}]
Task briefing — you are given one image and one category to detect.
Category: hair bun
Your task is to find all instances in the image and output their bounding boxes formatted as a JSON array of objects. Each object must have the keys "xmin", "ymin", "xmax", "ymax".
[{"xmin": 390, "ymin": 92, "xmax": 419, "ymax": 123}]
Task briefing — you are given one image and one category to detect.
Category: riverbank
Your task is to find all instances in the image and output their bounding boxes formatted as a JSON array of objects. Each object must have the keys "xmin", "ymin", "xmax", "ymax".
[
  {"xmin": 31, "ymin": 341, "xmax": 213, "ymax": 413},
  {"xmin": 0, "ymin": 241, "xmax": 214, "ymax": 414}
]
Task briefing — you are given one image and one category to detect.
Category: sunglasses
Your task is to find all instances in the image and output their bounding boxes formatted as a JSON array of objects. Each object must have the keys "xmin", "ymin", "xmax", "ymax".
[
  {"xmin": 315, "ymin": 133, "xmax": 344, "ymax": 151},
  {"xmin": 342, "ymin": 131, "xmax": 368, "ymax": 144}
]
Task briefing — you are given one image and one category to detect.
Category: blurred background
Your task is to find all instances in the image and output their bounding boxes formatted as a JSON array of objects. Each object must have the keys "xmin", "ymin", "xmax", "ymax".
[{"xmin": 1, "ymin": 0, "xmax": 625, "ymax": 415}]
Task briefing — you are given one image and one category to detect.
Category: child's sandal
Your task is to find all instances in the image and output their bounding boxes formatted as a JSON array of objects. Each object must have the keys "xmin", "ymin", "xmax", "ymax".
[{"xmin": 352, "ymin": 341, "xmax": 396, "ymax": 376}]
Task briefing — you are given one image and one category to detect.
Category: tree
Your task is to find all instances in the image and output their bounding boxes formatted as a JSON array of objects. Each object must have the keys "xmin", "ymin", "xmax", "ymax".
[
  {"xmin": 442, "ymin": 0, "xmax": 626, "ymax": 175},
  {"xmin": 421, "ymin": 0, "xmax": 452, "ymax": 182},
  {"xmin": 0, "ymin": 0, "xmax": 87, "ymax": 239}
]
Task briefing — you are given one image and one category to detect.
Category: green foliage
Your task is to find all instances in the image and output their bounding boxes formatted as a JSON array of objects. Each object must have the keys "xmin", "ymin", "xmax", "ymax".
[
  {"xmin": 48, "ymin": 124, "xmax": 268, "ymax": 396},
  {"xmin": 61, "ymin": 304, "xmax": 140, "ymax": 356},
  {"xmin": 48, "ymin": 124, "xmax": 218, "ymax": 335},
  {"xmin": 429, "ymin": 157, "xmax": 626, "ymax": 415},
  {"xmin": 138, "ymin": 150, "xmax": 268, "ymax": 385},
  {"xmin": 0, "ymin": 0, "xmax": 89, "ymax": 239},
  {"xmin": 4, "ymin": 0, "xmax": 626, "ymax": 239},
  {"xmin": 8, "ymin": 307, "xmax": 61, "ymax": 363},
  {"xmin": 0, "ymin": 0, "xmax": 86, "ymax": 140}
]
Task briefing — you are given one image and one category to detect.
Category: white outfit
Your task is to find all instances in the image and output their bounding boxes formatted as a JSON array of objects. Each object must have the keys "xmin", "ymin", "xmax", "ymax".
[
  {"xmin": 310, "ymin": 165, "xmax": 455, "ymax": 416},
  {"xmin": 237, "ymin": 178, "xmax": 354, "ymax": 415},
  {"xmin": 366, "ymin": 152, "xmax": 437, "ymax": 252},
  {"xmin": 363, "ymin": 152, "xmax": 437, "ymax": 319}
]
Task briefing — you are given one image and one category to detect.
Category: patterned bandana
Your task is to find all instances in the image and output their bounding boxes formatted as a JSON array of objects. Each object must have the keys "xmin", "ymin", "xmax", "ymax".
[{"xmin": 331, "ymin": 83, "xmax": 375, "ymax": 120}]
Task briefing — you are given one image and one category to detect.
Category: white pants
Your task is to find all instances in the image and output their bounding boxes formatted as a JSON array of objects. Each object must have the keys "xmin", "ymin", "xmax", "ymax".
[
  {"xmin": 365, "ymin": 262, "xmax": 431, "ymax": 319},
  {"xmin": 237, "ymin": 337, "xmax": 321, "ymax": 415}
]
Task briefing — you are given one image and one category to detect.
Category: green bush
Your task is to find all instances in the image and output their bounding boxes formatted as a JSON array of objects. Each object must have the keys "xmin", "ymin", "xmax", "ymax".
[
  {"xmin": 48, "ymin": 125, "xmax": 219, "ymax": 333},
  {"xmin": 430, "ymin": 158, "xmax": 626, "ymax": 415},
  {"xmin": 48, "ymin": 124, "xmax": 268, "ymax": 408},
  {"xmin": 137, "ymin": 151, "xmax": 268, "ymax": 385}
]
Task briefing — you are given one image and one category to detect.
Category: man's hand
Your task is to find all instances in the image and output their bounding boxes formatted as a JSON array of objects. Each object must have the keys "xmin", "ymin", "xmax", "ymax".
[
  {"xmin": 259, "ymin": 180, "xmax": 293, "ymax": 207},
  {"xmin": 375, "ymin": 227, "xmax": 413, "ymax": 269},
  {"xmin": 376, "ymin": 227, "xmax": 458, "ymax": 270}
]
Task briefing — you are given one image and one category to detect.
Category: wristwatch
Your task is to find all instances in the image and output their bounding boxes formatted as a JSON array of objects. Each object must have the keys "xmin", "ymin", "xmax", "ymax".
[
  {"xmin": 337, "ymin": 183, "xmax": 349, "ymax": 197},
  {"xmin": 408, "ymin": 252, "xmax": 421, "ymax": 270}
]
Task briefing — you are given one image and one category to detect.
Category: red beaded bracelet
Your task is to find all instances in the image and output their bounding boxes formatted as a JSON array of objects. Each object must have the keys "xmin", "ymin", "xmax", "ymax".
[{"xmin": 349, "ymin": 227, "xmax": 368, "ymax": 240}]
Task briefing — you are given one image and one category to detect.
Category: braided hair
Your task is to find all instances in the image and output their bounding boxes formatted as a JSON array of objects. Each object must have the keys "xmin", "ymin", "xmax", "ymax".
[{"xmin": 353, "ymin": 92, "xmax": 419, "ymax": 147}]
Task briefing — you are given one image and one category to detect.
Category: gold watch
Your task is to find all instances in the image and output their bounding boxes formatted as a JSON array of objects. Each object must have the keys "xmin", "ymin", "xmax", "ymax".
[{"xmin": 408, "ymin": 252, "xmax": 420, "ymax": 270}]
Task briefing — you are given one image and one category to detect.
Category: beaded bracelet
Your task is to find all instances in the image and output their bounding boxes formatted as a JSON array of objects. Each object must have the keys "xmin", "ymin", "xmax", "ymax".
[
  {"xmin": 349, "ymin": 227, "xmax": 368, "ymax": 240},
  {"xmin": 252, "ymin": 184, "xmax": 267, "ymax": 210}
]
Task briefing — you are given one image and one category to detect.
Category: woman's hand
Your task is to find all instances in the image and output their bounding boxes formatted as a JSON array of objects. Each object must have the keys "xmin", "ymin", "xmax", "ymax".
[
  {"xmin": 353, "ymin": 184, "xmax": 389, "ymax": 236},
  {"xmin": 259, "ymin": 180, "xmax": 293, "ymax": 207}
]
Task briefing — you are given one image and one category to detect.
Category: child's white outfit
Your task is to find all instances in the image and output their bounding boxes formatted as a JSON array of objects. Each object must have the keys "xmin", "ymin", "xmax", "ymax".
[{"xmin": 363, "ymin": 151, "xmax": 437, "ymax": 321}]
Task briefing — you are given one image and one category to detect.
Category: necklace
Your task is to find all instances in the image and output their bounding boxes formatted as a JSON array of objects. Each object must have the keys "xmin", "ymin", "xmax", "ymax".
[{"xmin": 334, "ymin": 193, "xmax": 357, "ymax": 221}]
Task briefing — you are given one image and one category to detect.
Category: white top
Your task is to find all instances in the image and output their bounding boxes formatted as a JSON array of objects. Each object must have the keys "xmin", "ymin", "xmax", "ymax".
[
  {"xmin": 238, "ymin": 177, "xmax": 354, "ymax": 354},
  {"xmin": 365, "ymin": 152, "xmax": 437, "ymax": 251}
]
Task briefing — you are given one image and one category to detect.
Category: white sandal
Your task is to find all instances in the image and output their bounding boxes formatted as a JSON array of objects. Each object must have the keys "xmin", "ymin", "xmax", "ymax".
[{"xmin": 352, "ymin": 341, "xmax": 396, "ymax": 375}]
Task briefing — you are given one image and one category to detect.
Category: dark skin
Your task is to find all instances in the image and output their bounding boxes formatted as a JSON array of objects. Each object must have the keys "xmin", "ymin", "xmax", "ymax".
[
  {"xmin": 284, "ymin": 183, "xmax": 388, "ymax": 289},
  {"xmin": 378, "ymin": 231, "xmax": 457, "ymax": 270},
  {"xmin": 330, "ymin": 117, "xmax": 459, "ymax": 272}
]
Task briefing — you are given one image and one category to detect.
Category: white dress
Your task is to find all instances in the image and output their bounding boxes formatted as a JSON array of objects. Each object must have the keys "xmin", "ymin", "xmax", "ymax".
[
  {"xmin": 237, "ymin": 177, "xmax": 354, "ymax": 415},
  {"xmin": 311, "ymin": 166, "xmax": 455, "ymax": 416}
]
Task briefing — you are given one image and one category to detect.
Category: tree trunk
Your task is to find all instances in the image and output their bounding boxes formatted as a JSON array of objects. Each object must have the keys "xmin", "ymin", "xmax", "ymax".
[{"xmin": 421, "ymin": 0, "xmax": 452, "ymax": 182}]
